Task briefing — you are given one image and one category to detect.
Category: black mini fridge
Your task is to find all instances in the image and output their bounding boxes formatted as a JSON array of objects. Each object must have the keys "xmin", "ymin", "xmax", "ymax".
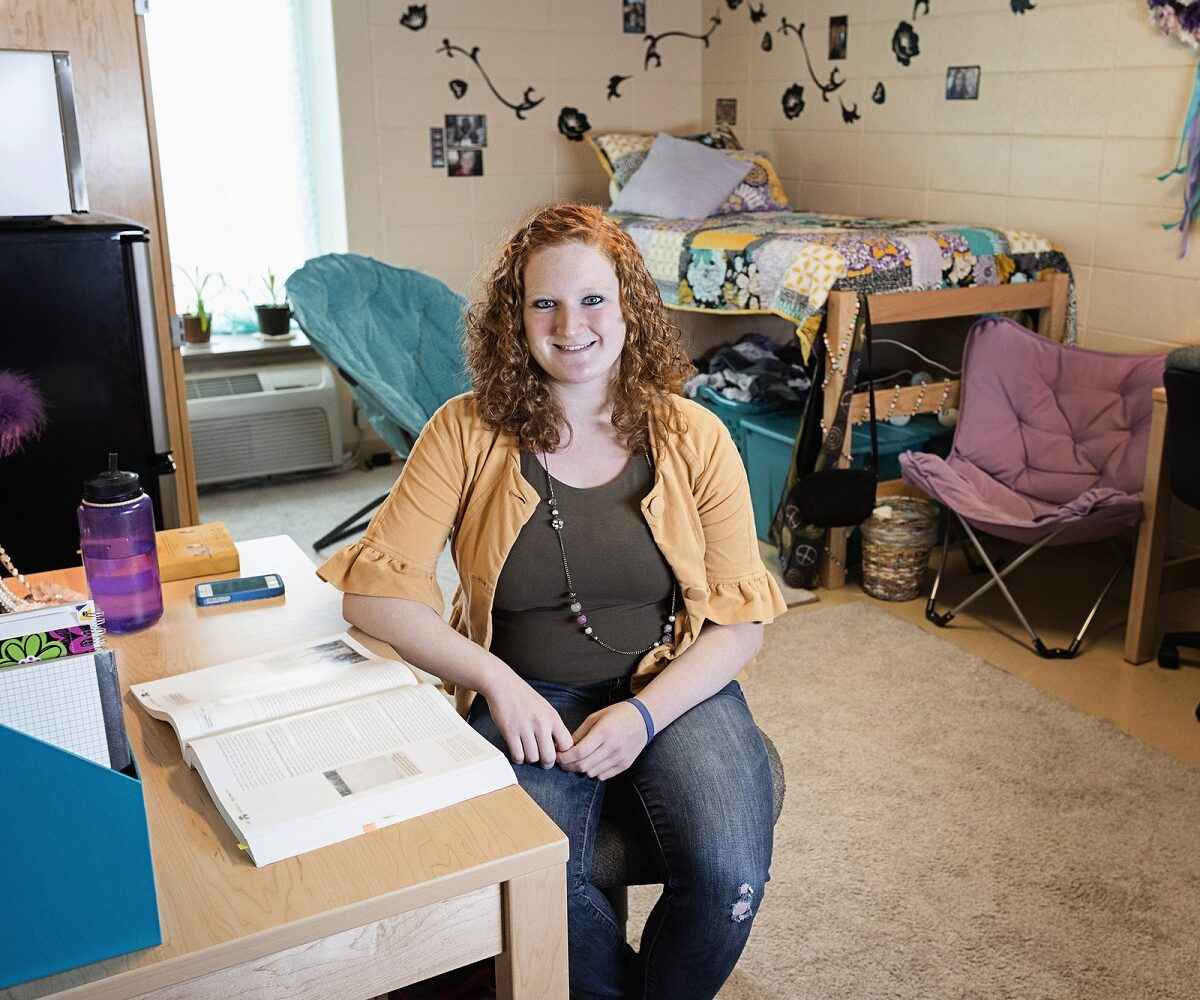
[{"xmin": 0, "ymin": 215, "xmax": 178, "ymax": 574}]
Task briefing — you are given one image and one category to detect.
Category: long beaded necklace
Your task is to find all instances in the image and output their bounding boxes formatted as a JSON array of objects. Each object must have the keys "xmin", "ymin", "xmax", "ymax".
[{"xmin": 541, "ymin": 451, "xmax": 677, "ymax": 656}]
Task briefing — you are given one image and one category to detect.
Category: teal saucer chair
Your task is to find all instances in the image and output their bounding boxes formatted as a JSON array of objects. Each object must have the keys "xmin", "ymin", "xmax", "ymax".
[{"xmin": 286, "ymin": 254, "xmax": 471, "ymax": 550}]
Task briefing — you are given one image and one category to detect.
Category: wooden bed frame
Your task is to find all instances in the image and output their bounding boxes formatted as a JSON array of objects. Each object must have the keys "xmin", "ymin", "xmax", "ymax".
[{"xmin": 814, "ymin": 272, "xmax": 1073, "ymax": 589}]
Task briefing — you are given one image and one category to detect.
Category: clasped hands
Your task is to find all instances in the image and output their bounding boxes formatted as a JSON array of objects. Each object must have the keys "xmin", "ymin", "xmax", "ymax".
[{"xmin": 485, "ymin": 674, "xmax": 649, "ymax": 781}]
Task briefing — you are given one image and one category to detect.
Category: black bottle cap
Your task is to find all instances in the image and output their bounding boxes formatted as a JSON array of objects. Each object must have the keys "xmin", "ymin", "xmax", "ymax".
[{"xmin": 83, "ymin": 452, "xmax": 142, "ymax": 503}]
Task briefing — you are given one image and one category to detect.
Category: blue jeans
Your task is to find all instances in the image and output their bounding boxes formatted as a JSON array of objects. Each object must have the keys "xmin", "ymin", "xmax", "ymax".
[{"xmin": 468, "ymin": 676, "xmax": 774, "ymax": 1000}]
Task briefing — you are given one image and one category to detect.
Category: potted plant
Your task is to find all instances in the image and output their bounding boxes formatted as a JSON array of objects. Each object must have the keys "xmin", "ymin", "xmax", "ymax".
[
  {"xmin": 176, "ymin": 266, "xmax": 223, "ymax": 344},
  {"xmin": 254, "ymin": 268, "xmax": 292, "ymax": 338}
]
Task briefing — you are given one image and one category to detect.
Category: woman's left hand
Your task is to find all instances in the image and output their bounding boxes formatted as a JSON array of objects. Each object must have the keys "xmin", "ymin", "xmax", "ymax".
[{"xmin": 557, "ymin": 702, "xmax": 649, "ymax": 780}]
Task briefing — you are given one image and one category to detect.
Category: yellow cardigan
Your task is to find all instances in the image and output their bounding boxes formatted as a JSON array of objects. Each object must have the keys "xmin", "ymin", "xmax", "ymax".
[{"xmin": 316, "ymin": 392, "xmax": 787, "ymax": 704}]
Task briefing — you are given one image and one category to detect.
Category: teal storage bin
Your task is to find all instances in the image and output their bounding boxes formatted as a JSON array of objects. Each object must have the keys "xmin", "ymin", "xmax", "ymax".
[
  {"xmin": 0, "ymin": 723, "xmax": 161, "ymax": 988},
  {"xmin": 691, "ymin": 385, "xmax": 798, "ymax": 459},
  {"xmin": 741, "ymin": 412, "xmax": 954, "ymax": 542}
]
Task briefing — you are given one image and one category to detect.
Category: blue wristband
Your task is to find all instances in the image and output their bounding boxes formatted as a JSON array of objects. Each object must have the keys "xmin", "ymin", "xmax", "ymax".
[{"xmin": 626, "ymin": 696, "xmax": 655, "ymax": 743}]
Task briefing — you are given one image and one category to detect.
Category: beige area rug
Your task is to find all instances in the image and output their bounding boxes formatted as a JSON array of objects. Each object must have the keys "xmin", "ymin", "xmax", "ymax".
[{"xmin": 626, "ymin": 602, "xmax": 1200, "ymax": 1000}]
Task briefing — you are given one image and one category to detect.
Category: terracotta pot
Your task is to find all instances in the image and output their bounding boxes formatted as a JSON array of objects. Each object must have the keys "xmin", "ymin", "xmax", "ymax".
[
  {"xmin": 254, "ymin": 304, "xmax": 292, "ymax": 338},
  {"xmin": 182, "ymin": 313, "xmax": 210, "ymax": 344}
]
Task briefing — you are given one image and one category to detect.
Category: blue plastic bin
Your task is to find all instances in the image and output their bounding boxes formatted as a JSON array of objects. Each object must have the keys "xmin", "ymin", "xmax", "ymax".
[
  {"xmin": 740, "ymin": 412, "xmax": 954, "ymax": 541},
  {"xmin": 690, "ymin": 385, "xmax": 799, "ymax": 460}
]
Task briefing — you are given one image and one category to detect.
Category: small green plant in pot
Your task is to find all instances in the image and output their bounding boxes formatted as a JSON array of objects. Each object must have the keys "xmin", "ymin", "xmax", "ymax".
[
  {"xmin": 176, "ymin": 266, "xmax": 223, "ymax": 344},
  {"xmin": 254, "ymin": 268, "xmax": 292, "ymax": 338}
]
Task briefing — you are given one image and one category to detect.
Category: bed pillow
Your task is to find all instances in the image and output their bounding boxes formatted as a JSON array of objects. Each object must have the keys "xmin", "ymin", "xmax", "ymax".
[
  {"xmin": 609, "ymin": 133, "xmax": 753, "ymax": 219},
  {"xmin": 717, "ymin": 151, "xmax": 791, "ymax": 214},
  {"xmin": 587, "ymin": 126, "xmax": 742, "ymax": 191}
]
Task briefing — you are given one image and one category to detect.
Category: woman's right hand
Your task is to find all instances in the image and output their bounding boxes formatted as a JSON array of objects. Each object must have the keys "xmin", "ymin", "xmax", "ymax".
[{"xmin": 483, "ymin": 672, "xmax": 574, "ymax": 767}]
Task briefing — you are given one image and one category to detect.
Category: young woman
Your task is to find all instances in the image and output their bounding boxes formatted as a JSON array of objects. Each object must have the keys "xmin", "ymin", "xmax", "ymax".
[{"xmin": 318, "ymin": 203, "xmax": 787, "ymax": 999}]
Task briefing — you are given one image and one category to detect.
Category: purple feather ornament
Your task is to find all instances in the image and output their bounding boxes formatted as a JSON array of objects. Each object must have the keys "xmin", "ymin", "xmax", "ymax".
[{"xmin": 0, "ymin": 371, "xmax": 48, "ymax": 458}]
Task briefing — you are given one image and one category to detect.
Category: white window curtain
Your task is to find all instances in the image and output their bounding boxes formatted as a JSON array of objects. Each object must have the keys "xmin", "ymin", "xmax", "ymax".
[{"xmin": 147, "ymin": 0, "xmax": 320, "ymax": 333}]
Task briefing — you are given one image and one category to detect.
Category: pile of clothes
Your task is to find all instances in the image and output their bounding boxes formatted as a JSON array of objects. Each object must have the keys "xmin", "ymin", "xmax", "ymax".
[{"xmin": 685, "ymin": 333, "xmax": 811, "ymax": 407}]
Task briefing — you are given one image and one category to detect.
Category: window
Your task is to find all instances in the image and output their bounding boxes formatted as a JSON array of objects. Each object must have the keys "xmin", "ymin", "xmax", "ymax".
[{"xmin": 146, "ymin": 0, "xmax": 344, "ymax": 333}]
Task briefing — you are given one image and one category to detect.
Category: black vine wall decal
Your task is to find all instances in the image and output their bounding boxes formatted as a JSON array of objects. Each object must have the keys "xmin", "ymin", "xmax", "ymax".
[
  {"xmin": 872, "ymin": 81, "xmax": 886, "ymax": 104},
  {"xmin": 643, "ymin": 13, "xmax": 722, "ymax": 70},
  {"xmin": 436, "ymin": 39, "xmax": 544, "ymax": 119},
  {"xmin": 748, "ymin": 3, "xmax": 768, "ymax": 23},
  {"xmin": 891, "ymin": 21, "xmax": 920, "ymax": 65},
  {"xmin": 762, "ymin": 30, "xmax": 773, "ymax": 51},
  {"xmin": 840, "ymin": 98, "xmax": 861, "ymax": 123},
  {"xmin": 606, "ymin": 74, "xmax": 631, "ymax": 100},
  {"xmin": 912, "ymin": 0, "xmax": 930, "ymax": 17},
  {"xmin": 557, "ymin": 107, "xmax": 591, "ymax": 141},
  {"xmin": 399, "ymin": 4, "xmax": 427, "ymax": 30},
  {"xmin": 449, "ymin": 79, "xmax": 468, "ymax": 99},
  {"xmin": 1010, "ymin": 0, "xmax": 1035, "ymax": 11},
  {"xmin": 779, "ymin": 18, "xmax": 845, "ymax": 102},
  {"xmin": 781, "ymin": 83, "xmax": 805, "ymax": 119}
]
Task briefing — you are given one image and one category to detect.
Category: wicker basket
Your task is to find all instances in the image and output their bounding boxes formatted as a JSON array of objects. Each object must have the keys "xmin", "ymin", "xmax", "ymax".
[{"xmin": 860, "ymin": 497, "xmax": 939, "ymax": 601}]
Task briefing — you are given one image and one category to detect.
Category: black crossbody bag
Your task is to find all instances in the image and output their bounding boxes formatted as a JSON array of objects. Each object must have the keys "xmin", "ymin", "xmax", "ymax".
[{"xmin": 793, "ymin": 293, "xmax": 879, "ymax": 528}]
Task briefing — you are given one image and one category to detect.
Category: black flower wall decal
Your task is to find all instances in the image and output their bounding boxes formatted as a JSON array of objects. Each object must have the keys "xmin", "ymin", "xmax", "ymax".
[
  {"xmin": 437, "ymin": 38, "xmax": 544, "ymax": 119},
  {"xmin": 557, "ymin": 106, "xmax": 591, "ymax": 141},
  {"xmin": 606, "ymin": 74, "xmax": 631, "ymax": 100},
  {"xmin": 840, "ymin": 98, "xmax": 861, "ymax": 123},
  {"xmin": 891, "ymin": 20, "xmax": 920, "ymax": 66},
  {"xmin": 779, "ymin": 18, "xmax": 845, "ymax": 103},
  {"xmin": 449, "ymin": 78, "xmax": 468, "ymax": 99},
  {"xmin": 781, "ymin": 83, "xmax": 805, "ymax": 119},
  {"xmin": 872, "ymin": 81, "xmax": 886, "ymax": 104},
  {"xmin": 748, "ymin": 3, "xmax": 767, "ymax": 24},
  {"xmin": 726, "ymin": 0, "xmax": 744, "ymax": 8},
  {"xmin": 1010, "ymin": 0, "xmax": 1035, "ymax": 11},
  {"xmin": 643, "ymin": 14, "xmax": 722, "ymax": 70},
  {"xmin": 399, "ymin": 4, "xmax": 427, "ymax": 31},
  {"xmin": 762, "ymin": 30, "xmax": 773, "ymax": 51}
]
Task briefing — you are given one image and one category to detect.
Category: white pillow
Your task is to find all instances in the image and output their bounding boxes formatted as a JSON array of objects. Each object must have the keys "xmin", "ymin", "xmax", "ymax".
[{"xmin": 609, "ymin": 133, "xmax": 752, "ymax": 219}]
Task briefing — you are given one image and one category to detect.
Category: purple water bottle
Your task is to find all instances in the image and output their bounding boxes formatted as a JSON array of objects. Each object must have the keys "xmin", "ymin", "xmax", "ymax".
[{"xmin": 78, "ymin": 452, "xmax": 164, "ymax": 633}]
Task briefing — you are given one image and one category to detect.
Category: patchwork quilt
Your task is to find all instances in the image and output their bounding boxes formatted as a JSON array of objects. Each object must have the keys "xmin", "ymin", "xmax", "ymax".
[{"xmin": 609, "ymin": 210, "xmax": 1077, "ymax": 343}]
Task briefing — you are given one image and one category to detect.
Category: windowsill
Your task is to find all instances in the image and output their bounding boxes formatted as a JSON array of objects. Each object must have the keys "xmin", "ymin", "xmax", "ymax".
[{"xmin": 180, "ymin": 331, "xmax": 317, "ymax": 371}]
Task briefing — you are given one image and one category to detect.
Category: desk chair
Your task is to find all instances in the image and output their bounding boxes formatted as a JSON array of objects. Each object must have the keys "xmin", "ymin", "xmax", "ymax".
[
  {"xmin": 593, "ymin": 729, "xmax": 786, "ymax": 933},
  {"xmin": 286, "ymin": 255, "xmax": 470, "ymax": 550},
  {"xmin": 1157, "ymin": 346, "xmax": 1200, "ymax": 681}
]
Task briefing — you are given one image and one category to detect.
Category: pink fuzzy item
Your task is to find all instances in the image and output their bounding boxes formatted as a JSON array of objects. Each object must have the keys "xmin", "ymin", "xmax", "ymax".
[{"xmin": 0, "ymin": 371, "xmax": 48, "ymax": 458}]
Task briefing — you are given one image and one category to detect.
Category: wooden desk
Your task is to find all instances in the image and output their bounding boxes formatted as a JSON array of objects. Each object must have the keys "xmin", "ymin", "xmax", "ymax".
[
  {"xmin": 1124, "ymin": 387, "xmax": 1200, "ymax": 663},
  {"xmin": 2, "ymin": 535, "xmax": 568, "ymax": 1000}
]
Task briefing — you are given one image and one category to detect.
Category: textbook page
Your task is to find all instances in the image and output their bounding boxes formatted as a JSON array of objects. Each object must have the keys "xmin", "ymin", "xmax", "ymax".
[
  {"xmin": 188, "ymin": 683, "xmax": 515, "ymax": 865},
  {"xmin": 131, "ymin": 633, "xmax": 418, "ymax": 750}
]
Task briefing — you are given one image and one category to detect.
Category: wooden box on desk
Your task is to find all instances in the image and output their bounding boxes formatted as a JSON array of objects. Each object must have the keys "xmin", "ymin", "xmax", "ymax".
[{"xmin": 0, "ymin": 725, "xmax": 161, "ymax": 989}]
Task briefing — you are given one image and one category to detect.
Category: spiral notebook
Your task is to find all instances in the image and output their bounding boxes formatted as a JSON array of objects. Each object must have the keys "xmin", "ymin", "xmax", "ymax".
[
  {"xmin": 0, "ymin": 601, "xmax": 127, "ymax": 770},
  {"xmin": 0, "ymin": 600, "xmax": 106, "ymax": 667}
]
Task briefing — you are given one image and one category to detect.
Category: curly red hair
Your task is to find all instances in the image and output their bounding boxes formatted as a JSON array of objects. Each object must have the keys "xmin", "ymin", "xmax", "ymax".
[{"xmin": 464, "ymin": 203, "xmax": 695, "ymax": 452}]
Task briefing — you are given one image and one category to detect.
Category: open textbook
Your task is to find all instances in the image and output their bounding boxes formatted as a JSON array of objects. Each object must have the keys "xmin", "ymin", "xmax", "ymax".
[{"xmin": 131, "ymin": 633, "xmax": 515, "ymax": 866}]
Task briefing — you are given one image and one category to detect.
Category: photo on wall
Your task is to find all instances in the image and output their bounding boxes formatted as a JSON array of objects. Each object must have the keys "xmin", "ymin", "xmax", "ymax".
[
  {"xmin": 430, "ymin": 127, "xmax": 445, "ymax": 168},
  {"xmin": 829, "ymin": 15, "xmax": 848, "ymax": 60},
  {"xmin": 444, "ymin": 113, "xmax": 487, "ymax": 148},
  {"xmin": 623, "ymin": 0, "xmax": 646, "ymax": 34},
  {"xmin": 447, "ymin": 147, "xmax": 484, "ymax": 177},
  {"xmin": 715, "ymin": 97, "xmax": 737, "ymax": 126},
  {"xmin": 945, "ymin": 65, "xmax": 980, "ymax": 100}
]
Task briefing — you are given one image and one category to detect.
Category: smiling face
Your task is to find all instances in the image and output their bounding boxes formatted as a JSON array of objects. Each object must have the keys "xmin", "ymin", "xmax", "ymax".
[{"xmin": 522, "ymin": 241, "xmax": 627, "ymax": 392}]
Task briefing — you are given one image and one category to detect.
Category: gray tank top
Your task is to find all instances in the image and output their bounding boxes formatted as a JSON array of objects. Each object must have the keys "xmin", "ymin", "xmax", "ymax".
[{"xmin": 489, "ymin": 450, "xmax": 675, "ymax": 684}]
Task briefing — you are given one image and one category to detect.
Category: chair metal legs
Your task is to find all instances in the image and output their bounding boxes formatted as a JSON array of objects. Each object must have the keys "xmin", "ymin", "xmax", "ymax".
[
  {"xmin": 926, "ymin": 511, "xmax": 1129, "ymax": 659},
  {"xmin": 313, "ymin": 492, "xmax": 388, "ymax": 551}
]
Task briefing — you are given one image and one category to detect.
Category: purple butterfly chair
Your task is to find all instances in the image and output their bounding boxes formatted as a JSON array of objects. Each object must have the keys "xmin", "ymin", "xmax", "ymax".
[{"xmin": 900, "ymin": 317, "xmax": 1166, "ymax": 658}]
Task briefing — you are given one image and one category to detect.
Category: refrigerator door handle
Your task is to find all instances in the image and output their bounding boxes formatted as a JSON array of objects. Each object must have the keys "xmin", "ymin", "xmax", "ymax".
[{"xmin": 124, "ymin": 232, "xmax": 181, "ymax": 529}]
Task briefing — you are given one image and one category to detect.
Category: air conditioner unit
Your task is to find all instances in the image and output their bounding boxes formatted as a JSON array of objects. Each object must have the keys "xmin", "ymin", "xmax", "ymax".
[{"xmin": 186, "ymin": 361, "xmax": 344, "ymax": 486}]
